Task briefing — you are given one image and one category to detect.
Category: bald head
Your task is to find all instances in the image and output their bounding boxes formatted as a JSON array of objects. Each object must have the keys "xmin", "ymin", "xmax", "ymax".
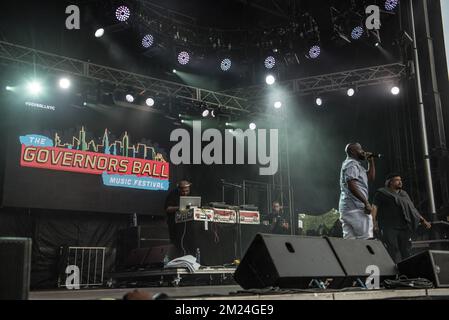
[{"xmin": 345, "ymin": 143, "xmax": 366, "ymax": 160}]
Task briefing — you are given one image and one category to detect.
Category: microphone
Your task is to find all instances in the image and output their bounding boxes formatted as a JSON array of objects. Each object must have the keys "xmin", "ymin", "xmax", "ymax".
[{"xmin": 366, "ymin": 152, "xmax": 382, "ymax": 159}]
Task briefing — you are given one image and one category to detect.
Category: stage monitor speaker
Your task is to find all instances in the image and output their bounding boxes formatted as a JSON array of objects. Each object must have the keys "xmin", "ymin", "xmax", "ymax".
[
  {"xmin": 325, "ymin": 237, "xmax": 398, "ymax": 286},
  {"xmin": 234, "ymin": 234, "xmax": 346, "ymax": 289},
  {"xmin": 0, "ymin": 237, "xmax": 32, "ymax": 300},
  {"xmin": 397, "ymin": 250, "xmax": 449, "ymax": 287}
]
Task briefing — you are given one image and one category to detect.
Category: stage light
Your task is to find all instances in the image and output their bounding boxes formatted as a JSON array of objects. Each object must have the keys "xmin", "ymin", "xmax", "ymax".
[
  {"xmin": 351, "ymin": 26, "xmax": 364, "ymax": 40},
  {"xmin": 225, "ymin": 122, "xmax": 230, "ymax": 126},
  {"xmin": 264, "ymin": 56, "xmax": 276, "ymax": 69},
  {"xmin": 202, "ymin": 109, "xmax": 209, "ymax": 117},
  {"xmin": 116, "ymin": 5, "xmax": 130, "ymax": 22},
  {"xmin": 146, "ymin": 98, "xmax": 155, "ymax": 107},
  {"xmin": 347, "ymin": 88, "xmax": 355, "ymax": 97},
  {"xmin": 385, "ymin": 0, "xmax": 398, "ymax": 11},
  {"xmin": 221, "ymin": 58, "xmax": 232, "ymax": 71},
  {"xmin": 228, "ymin": 129, "xmax": 233, "ymax": 133},
  {"xmin": 181, "ymin": 119, "xmax": 185, "ymax": 123},
  {"xmin": 172, "ymin": 69, "xmax": 177, "ymax": 73},
  {"xmin": 178, "ymin": 51, "xmax": 190, "ymax": 65},
  {"xmin": 265, "ymin": 75, "xmax": 275, "ymax": 85},
  {"xmin": 315, "ymin": 97, "xmax": 323, "ymax": 106},
  {"xmin": 309, "ymin": 45, "xmax": 321, "ymax": 59},
  {"xmin": 211, "ymin": 110, "xmax": 216, "ymax": 118},
  {"xmin": 142, "ymin": 34, "xmax": 154, "ymax": 48},
  {"xmin": 249, "ymin": 123, "xmax": 257, "ymax": 130},
  {"xmin": 375, "ymin": 42, "xmax": 380, "ymax": 47},
  {"xmin": 5, "ymin": 86, "xmax": 14, "ymax": 91},
  {"xmin": 274, "ymin": 101, "xmax": 282, "ymax": 109},
  {"xmin": 391, "ymin": 86, "xmax": 400, "ymax": 95},
  {"xmin": 59, "ymin": 78, "xmax": 71, "ymax": 89},
  {"xmin": 27, "ymin": 81, "xmax": 42, "ymax": 95},
  {"xmin": 95, "ymin": 28, "xmax": 104, "ymax": 38},
  {"xmin": 126, "ymin": 94, "xmax": 134, "ymax": 103}
]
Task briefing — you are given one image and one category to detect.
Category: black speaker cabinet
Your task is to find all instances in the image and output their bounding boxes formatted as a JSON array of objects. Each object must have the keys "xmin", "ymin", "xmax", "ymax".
[
  {"xmin": 0, "ymin": 237, "xmax": 32, "ymax": 300},
  {"xmin": 234, "ymin": 234, "xmax": 346, "ymax": 289},
  {"xmin": 325, "ymin": 237, "xmax": 397, "ymax": 286},
  {"xmin": 398, "ymin": 250, "xmax": 449, "ymax": 288}
]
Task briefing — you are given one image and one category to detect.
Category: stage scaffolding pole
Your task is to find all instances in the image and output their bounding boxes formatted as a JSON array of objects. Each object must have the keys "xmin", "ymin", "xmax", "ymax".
[{"xmin": 410, "ymin": 0, "xmax": 437, "ymax": 217}]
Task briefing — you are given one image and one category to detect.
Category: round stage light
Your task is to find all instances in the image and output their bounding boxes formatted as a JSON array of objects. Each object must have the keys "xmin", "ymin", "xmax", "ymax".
[
  {"xmin": 27, "ymin": 81, "xmax": 42, "ymax": 95},
  {"xmin": 274, "ymin": 101, "xmax": 282, "ymax": 109},
  {"xmin": 178, "ymin": 51, "xmax": 190, "ymax": 65},
  {"xmin": 95, "ymin": 28, "xmax": 104, "ymax": 38},
  {"xmin": 265, "ymin": 75, "xmax": 275, "ymax": 85},
  {"xmin": 385, "ymin": 0, "xmax": 398, "ymax": 11},
  {"xmin": 5, "ymin": 86, "xmax": 14, "ymax": 91},
  {"xmin": 249, "ymin": 123, "xmax": 257, "ymax": 130},
  {"xmin": 202, "ymin": 109, "xmax": 209, "ymax": 117},
  {"xmin": 391, "ymin": 86, "xmax": 400, "ymax": 95},
  {"xmin": 264, "ymin": 56, "xmax": 276, "ymax": 69},
  {"xmin": 142, "ymin": 34, "xmax": 154, "ymax": 48},
  {"xmin": 351, "ymin": 26, "xmax": 364, "ymax": 40},
  {"xmin": 347, "ymin": 88, "xmax": 355, "ymax": 97},
  {"xmin": 309, "ymin": 45, "xmax": 321, "ymax": 59},
  {"xmin": 172, "ymin": 69, "xmax": 177, "ymax": 73},
  {"xmin": 375, "ymin": 42, "xmax": 380, "ymax": 47},
  {"xmin": 316, "ymin": 97, "xmax": 323, "ymax": 106},
  {"xmin": 221, "ymin": 58, "xmax": 232, "ymax": 71},
  {"xmin": 146, "ymin": 98, "xmax": 155, "ymax": 107},
  {"xmin": 59, "ymin": 78, "xmax": 71, "ymax": 89},
  {"xmin": 225, "ymin": 122, "xmax": 230, "ymax": 126},
  {"xmin": 116, "ymin": 6, "xmax": 130, "ymax": 22},
  {"xmin": 126, "ymin": 94, "xmax": 134, "ymax": 103}
]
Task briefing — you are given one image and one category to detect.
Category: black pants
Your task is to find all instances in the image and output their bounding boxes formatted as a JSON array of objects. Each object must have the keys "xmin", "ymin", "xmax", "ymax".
[{"xmin": 380, "ymin": 227, "xmax": 411, "ymax": 263}]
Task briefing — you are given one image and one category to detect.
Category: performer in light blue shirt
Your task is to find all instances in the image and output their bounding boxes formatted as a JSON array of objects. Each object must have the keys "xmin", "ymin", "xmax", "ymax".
[{"xmin": 338, "ymin": 143, "xmax": 376, "ymax": 239}]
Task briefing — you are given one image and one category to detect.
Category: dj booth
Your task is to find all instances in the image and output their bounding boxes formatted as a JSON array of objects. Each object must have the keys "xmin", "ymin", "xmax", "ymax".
[{"xmin": 174, "ymin": 206, "xmax": 263, "ymax": 266}]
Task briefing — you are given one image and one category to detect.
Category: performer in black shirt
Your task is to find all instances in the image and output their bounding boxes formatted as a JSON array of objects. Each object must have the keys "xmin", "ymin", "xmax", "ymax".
[{"xmin": 372, "ymin": 173, "xmax": 431, "ymax": 263}]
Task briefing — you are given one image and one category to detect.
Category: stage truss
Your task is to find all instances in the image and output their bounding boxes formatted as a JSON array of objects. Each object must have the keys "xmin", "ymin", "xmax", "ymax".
[{"xmin": 0, "ymin": 41, "xmax": 406, "ymax": 114}]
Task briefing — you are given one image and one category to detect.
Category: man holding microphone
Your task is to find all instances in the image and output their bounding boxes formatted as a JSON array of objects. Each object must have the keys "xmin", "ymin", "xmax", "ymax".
[{"xmin": 338, "ymin": 143, "xmax": 377, "ymax": 239}]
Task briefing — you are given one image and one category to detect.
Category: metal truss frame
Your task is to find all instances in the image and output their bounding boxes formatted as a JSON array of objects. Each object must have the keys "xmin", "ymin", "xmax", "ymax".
[
  {"xmin": 0, "ymin": 41, "xmax": 249, "ymax": 113},
  {"xmin": 222, "ymin": 63, "xmax": 407, "ymax": 105},
  {"xmin": 0, "ymin": 41, "xmax": 406, "ymax": 114}
]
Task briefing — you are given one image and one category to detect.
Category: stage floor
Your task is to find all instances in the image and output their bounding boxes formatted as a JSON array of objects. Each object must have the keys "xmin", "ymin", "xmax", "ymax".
[{"xmin": 30, "ymin": 286, "xmax": 449, "ymax": 300}]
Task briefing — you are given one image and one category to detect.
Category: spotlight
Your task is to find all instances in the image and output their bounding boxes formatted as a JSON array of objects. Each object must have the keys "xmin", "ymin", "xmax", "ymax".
[
  {"xmin": 315, "ymin": 97, "xmax": 323, "ymax": 106},
  {"xmin": 228, "ymin": 129, "xmax": 234, "ymax": 133},
  {"xmin": 178, "ymin": 51, "xmax": 190, "ymax": 65},
  {"xmin": 59, "ymin": 78, "xmax": 71, "ymax": 89},
  {"xmin": 309, "ymin": 45, "xmax": 321, "ymax": 59},
  {"xmin": 172, "ymin": 69, "xmax": 177, "ymax": 73},
  {"xmin": 225, "ymin": 122, "xmax": 231, "ymax": 126},
  {"xmin": 391, "ymin": 86, "xmax": 400, "ymax": 95},
  {"xmin": 265, "ymin": 75, "xmax": 275, "ymax": 85},
  {"xmin": 202, "ymin": 109, "xmax": 209, "ymax": 117},
  {"xmin": 27, "ymin": 80, "xmax": 42, "ymax": 95},
  {"xmin": 375, "ymin": 42, "xmax": 380, "ymax": 47},
  {"xmin": 142, "ymin": 34, "xmax": 154, "ymax": 48},
  {"xmin": 95, "ymin": 28, "xmax": 104, "ymax": 38},
  {"xmin": 249, "ymin": 123, "xmax": 257, "ymax": 130},
  {"xmin": 264, "ymin": 56, "xmax": 276, "ymax": 69},
  {"xmin": 116, "ymin": 5, "xmax": 130, "ymax": 22},
  {"xmin": 351, "ymin": 26, "xmax": 364, "ymax": 40},
  {"xmin": 5, "ymin": 86, "xmax": 14, "ymax": 91},
  {"xmin": 347, "ymin": 88, "xmax": 355, "ymax": 97},
  {"xmin": 274, "ymin": 101, "xmax": 282, "ymax": 109},
  {"xmin": 221, "ymin": 58, "xmax": 232, "ymax": 71},
  {"xmin": 145, "ymin": 98, "xmax": 155, "ymax": 107},
  {"xmin": 385, "ymin": 0, "xmax": 398, "ymax": 11},
  {"xmin": 211, "ymin": 110, "xmax": 216, "ymax": 118},
  {"xmin": 126, "ymin": 94, "xmax": 134, "ymax": 103},
  {"xmin": 181, "ymin": 119, "xmax": 185, "ymax": 123}
]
